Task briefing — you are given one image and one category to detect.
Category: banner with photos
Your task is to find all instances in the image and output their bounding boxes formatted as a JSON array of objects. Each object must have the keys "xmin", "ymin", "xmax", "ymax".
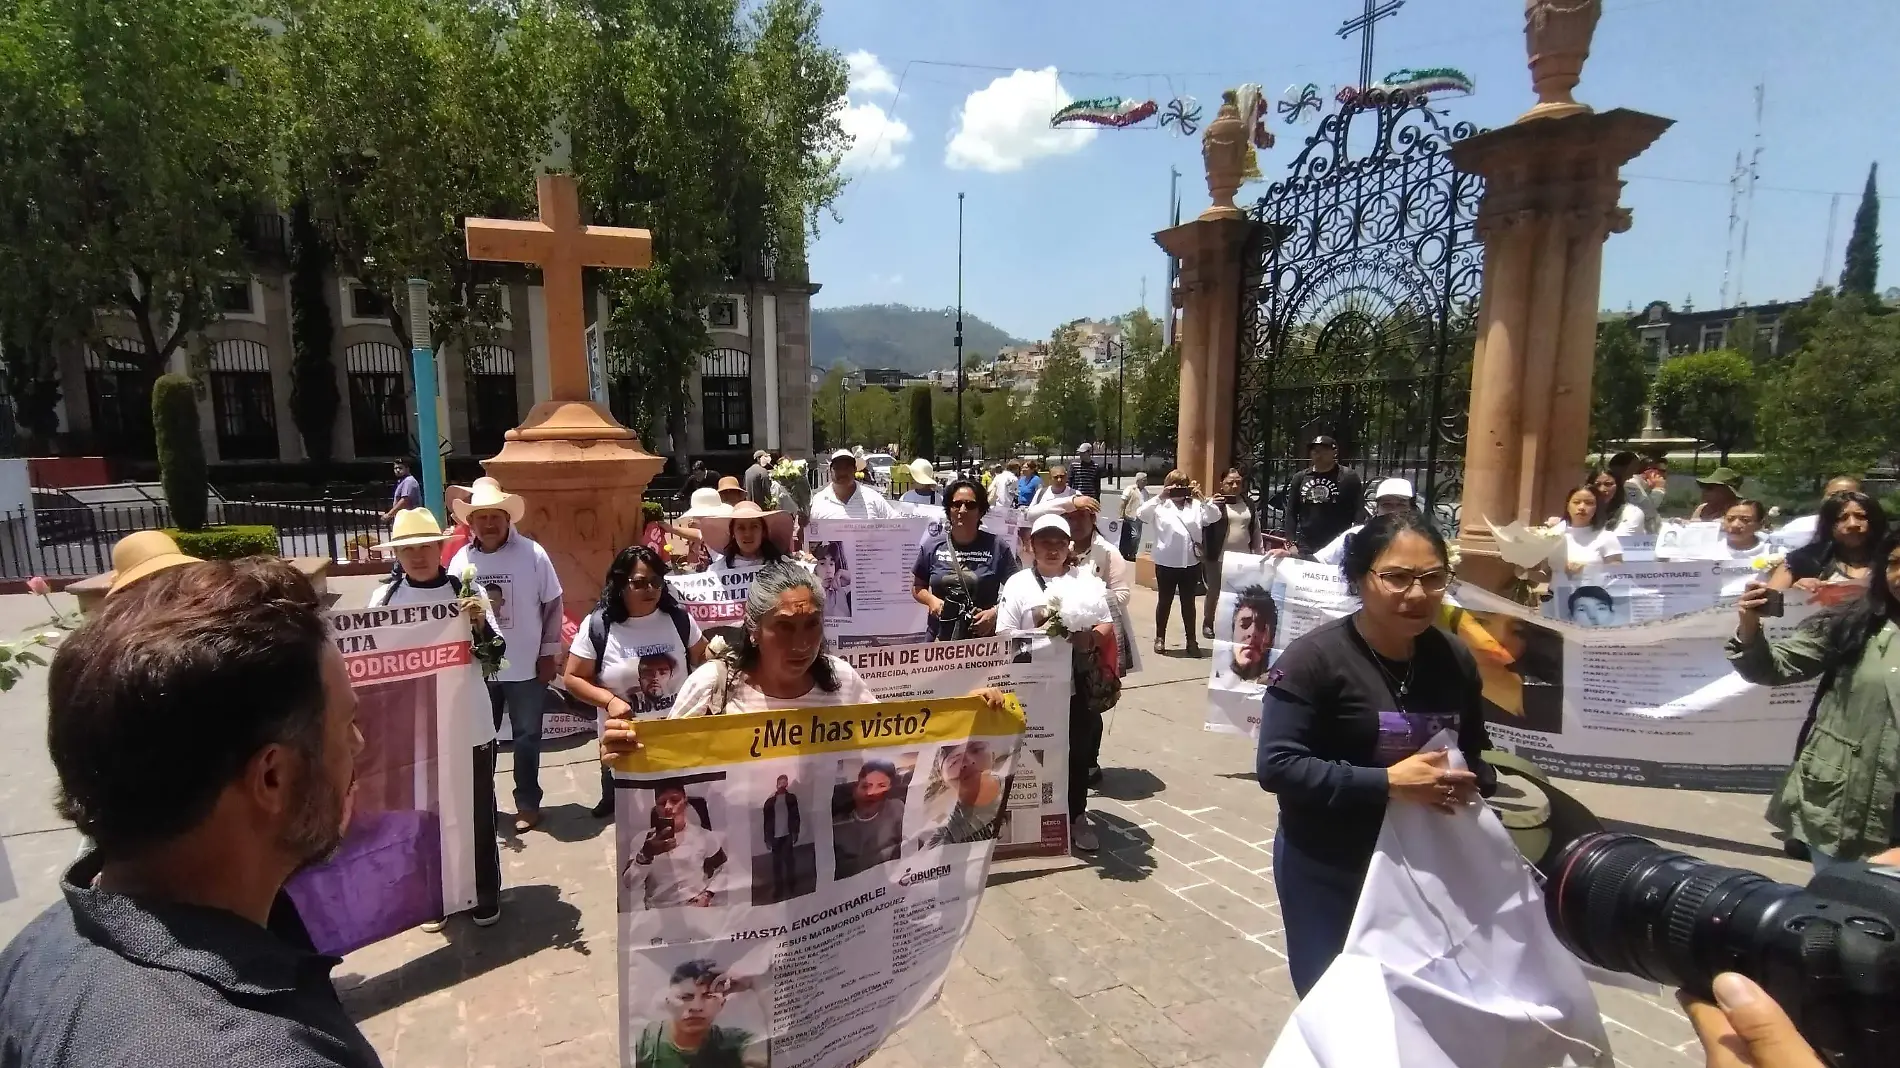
[
  {"xmin": 839, "ymin": 637, "xmax": 1073, "ymax": 857},
  {"xmin": 1205, "ymin": 555, "xmax": 1821, "ymax": 791},
  {"xmin": 609, "ymin": 697, "xmax": 1026, "ymax": 1068},
  {"xmin": 288, "ymin": 605, "xmax": 488, "ymax": 955}
]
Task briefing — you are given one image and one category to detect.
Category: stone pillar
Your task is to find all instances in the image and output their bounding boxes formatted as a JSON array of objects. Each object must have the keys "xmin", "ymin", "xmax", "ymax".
[
  {"xmin": 1451, "ymin": 108, "xmax": 1671, "ymax": 591},
  {"xmin": 1153, "ymin": 217, "xmax": 1252, "ymax": 489}
]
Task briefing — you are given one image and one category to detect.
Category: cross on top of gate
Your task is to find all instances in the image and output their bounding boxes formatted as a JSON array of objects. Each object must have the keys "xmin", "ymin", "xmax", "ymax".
[
  {"xmin": 1337, "ymin": 0, "xmax": 1405, "ymax": 90},
  {"xmin": 464, "ymin": 174, "xmax": 651, "ymax": 404}
]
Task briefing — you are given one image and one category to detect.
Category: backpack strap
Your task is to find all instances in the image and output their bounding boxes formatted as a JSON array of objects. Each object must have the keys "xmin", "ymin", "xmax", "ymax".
[
  {"xmin": 587, "ymin": 609, "xmax": 608, "ymax": 661},
  {"xmin": 665, "ymin": 603, "xmax": 694, "ymax": 648}
]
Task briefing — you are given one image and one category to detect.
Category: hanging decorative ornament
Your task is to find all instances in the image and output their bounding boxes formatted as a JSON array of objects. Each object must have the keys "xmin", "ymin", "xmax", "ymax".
[
  {"xmin": 1232, "ymin": 83, "xmax": 1275, "ymax": 182},
  {"xmin": 1378, "ymin": 67, "xmax": 1476, "ymax": 100},
  {"xmin": 1278, "ymin": 83, "xmax": 1323, "ymax": 125},
  {"xmin": 1049, "ymin": 96, "xmax": 1160, "ymax": 129},
  {"xmin": 1156, "ymin": 96, "xmax": 1203, "ymax": 135}
]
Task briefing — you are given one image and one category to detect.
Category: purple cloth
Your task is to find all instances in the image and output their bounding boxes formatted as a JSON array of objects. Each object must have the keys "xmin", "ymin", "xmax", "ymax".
[{"xmin": 286, "ymin": 809, "xmax": 442, "ymax": 957}]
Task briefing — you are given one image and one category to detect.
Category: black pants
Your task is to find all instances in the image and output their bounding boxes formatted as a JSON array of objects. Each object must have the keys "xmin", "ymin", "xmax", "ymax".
[
  {"xmin": 1069, "ymin": 691, "xmax": 1104, "ymax": 818},
  {"xmin": 1273, "ymin": 831, "xmax": 1365, "ymax": 997},
  {"xmin": 472, "ymin": 741, "xmax": 502, "ymax": 914},
  {"xmin": 768, "ymin": 837, "xmax": 797, "ymax": 899},
  {"xmin": 1154, "ymin": 564, "xmax": 1199, "ymax": 645}
]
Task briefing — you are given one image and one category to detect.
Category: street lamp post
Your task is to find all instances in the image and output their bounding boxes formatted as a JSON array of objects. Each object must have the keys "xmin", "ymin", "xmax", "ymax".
[
  {"xmin": 954, "ymin": 192, "xmax": 965, "ymax": 472},
  {"xmin": 1114, "ymin": 337, "xmax": 1126, "ymax": 480}
]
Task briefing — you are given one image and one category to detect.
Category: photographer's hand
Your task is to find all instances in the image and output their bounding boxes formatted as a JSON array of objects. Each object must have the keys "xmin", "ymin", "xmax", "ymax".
[
  {"xmin": 1736, "ymin": 582, "xmax": 1772, "ymax": 642},
  {"xmin": 1680, "ymin": 973, "xmax": 1824, "ymax": 1068}
]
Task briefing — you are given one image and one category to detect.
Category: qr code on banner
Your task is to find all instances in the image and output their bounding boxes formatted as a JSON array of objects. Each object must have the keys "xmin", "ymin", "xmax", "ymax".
[{"xmin": 1040, "ymin": 784, "xmax": 1054, "ymax": 805}]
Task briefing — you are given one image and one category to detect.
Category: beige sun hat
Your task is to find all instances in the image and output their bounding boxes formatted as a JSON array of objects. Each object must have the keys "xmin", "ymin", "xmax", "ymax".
[
  {"xmin": 105, "ymin": 531, "xmax": 202, "ymax": 596},
  {"xmin": 376, "ymin": 508, "xmax": 453, "ymax": 551},
  {"xmin": 449, "ymin": 477, "xmax": 524, "ymax": 525},
  {"xmin": 696, "ymin": 500, "xmax": 796, "ymax": 554},
  {"xmin": 678, "ymin": 487, "xmax": 730, "ymax": 521},
  {"xmin": 908, "ymin": 458, "xmax": 938, "ymax": 487}
]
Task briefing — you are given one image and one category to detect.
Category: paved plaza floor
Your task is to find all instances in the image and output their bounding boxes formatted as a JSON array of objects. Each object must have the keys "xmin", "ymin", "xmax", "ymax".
[{"xmin": 0, "ymin": 578, "xmax": 1811, "ymax": 1067}]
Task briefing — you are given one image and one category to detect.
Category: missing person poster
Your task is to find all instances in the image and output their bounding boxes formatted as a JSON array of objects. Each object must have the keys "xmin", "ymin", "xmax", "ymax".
[
  {"xmin": 289, "ymin": 605, "xmax": 487, "ymax": 955},
  {"xmin": 839, "ymin": 637, "xmax": 1073, "ymax": 857},
  {"xmin": 1543, "ymin": 562, "xmax": 1764, "ymax": 626},
  {"xmin": 610, "ymin": 697, "xmax": 1027, "ymax": 1068},
  {"xmin": 806, "ymin": 518, "xmax": 932, "ymax": 646},
  {"xmin": 1205, "ymin": 555, "xmax": 1358, "ymax": 737}
]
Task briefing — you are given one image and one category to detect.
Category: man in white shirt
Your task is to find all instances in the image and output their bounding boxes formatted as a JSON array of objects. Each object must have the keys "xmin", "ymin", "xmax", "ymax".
[
  {"xmin": 990, "ymin": 461, "xmax": 1020, "ymax": 510},
  {"xmin": 1770, "ymin": 476, "xmax": 1860, "ymax": 551},
  {"xmin": 448, "ymin": 478, "xmax": 565, "ymax": 832},
  {"xmin": 1622, "ymin": 456, "xmax": 1667, "ymax": 535},
  {"xmin": 625, "ymin": 783, "xmax": 727, "ymax": 908},
  {"xmin": 1312, "ymin": 478, "xmax": 1416, "ymax": 566},
  {"xmin": 899, "ymin": 459, "xmax": 942, "ymax": 506},
  {"xmin": 811, "ymin": 448, "xmax": 903, "ymax": 520}
]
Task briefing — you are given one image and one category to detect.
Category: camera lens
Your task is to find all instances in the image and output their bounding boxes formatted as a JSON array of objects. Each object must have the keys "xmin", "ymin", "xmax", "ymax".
[{"xmin": 1544, "ymin": 832, "xmax": 1805, "ymax": 991}]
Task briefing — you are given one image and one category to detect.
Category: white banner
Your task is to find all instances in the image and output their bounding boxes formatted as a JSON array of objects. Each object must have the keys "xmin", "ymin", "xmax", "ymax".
[
  {"xmin": 288, "ymin": 605, "xmax": 487, "ymax": 955},
  {"xmin": 668, "ymin": 563, "xmax": 768, "ymax": 629},
  {"xmin": 806, "ymin": 518, "xmax": 931, "ymax": 646},
  {"xmin": 839, "ymin": 637, "xmax": 1073, "ymax": 857},
  {"xmin": 1543, "ymin": 561, "xmax": 1763, "ymax": 626},
  {"xmin": 611, "ymin": 697, "xmax": 1026, "ymax": 1068}
]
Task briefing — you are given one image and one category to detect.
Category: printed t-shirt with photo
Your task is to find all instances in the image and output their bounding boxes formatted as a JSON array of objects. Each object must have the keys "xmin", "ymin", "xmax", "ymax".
[
  {"xmin": 668, "ymin": 655, "xmax": 876, "ymax": 717},
  {"xmin": 913, "ymin": 530, "xmax": 1018, "ymax": 639},
  {"xmin": 626, "ymin": 819, "xmax": 724, "ymax": 907},
  {"xmin": 448, "ymin": 533, "xmax": 563, "ymax": 683},
  {"xmin": 569, "ymin": 610, "xmax": 703, "ymax": 717}
]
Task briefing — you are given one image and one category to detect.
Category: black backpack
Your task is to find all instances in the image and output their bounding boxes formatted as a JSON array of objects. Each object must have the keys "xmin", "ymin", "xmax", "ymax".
[{"xmin": 583, "ymin": 603, "xmax": 694, "ymax": 661}]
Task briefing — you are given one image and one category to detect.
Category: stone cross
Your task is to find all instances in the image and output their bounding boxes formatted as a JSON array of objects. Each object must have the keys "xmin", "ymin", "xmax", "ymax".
[{"xmin": 465, "ymin": 173, "xmax": 651, "ymax": 403}]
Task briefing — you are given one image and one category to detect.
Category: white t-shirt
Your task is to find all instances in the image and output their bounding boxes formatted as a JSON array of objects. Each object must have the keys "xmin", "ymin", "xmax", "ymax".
[
  {"xmin": 995, "ymin": 567, "xmax": 1113, "ymax": 637},
  {"xmin": 900, "ymin": 487, "xmax": 943, "ymax": 506},
  {"xmin": 1770, "ymin": 514, "xmax": 1819, "ymax": 551},
  {"xmin": 669, "ymin": 655, "xmax": 877, "ymax": 717},
  {"xmin": 1548, "ymin": 523, "xmax": 1623, "ymax": 569},
  {"xmin": 569, "ymin": 610, "xmax": 702, "ymax": 717},
  {"xmin": 1120, "ymin": 485, "xmax": 1148, "ymax": 519},
  {"xmin": 990, "ymin": 472, "xmax": 1018, "ymax": 509},
  {"xmin": 1314, "ymin": 524, "xmax": 1362, "ymax": 566},
  {"xmin": 623, "ymin": 821, "xmax": 724, "ymax": 907},
  {"xmin": 810, "ymin": 482, "xmax": 902, "ymax": 520},
  {"xmin": 449, "ymin": 532, "xmax": 563, "ymax": 683},
  {"xmin": 1607, "ymin": 502, "xmax": 1646, "ymax": 537}
]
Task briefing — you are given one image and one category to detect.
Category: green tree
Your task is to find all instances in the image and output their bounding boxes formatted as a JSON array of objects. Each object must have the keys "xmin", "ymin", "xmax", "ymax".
[
  {"xmin": 1840, "ymin": 163, "xmax": 1881, "ymax": 299},
  {"xmin": 846, "ymin": 386, "xmax": 901, "ymax": 449},
  {"xmin": 153, "ymin": 375, "xmax": 207, "ymax": 531},
  {"xmin": 976, "ymin": 391, "xmax": 1019, "ymax": 460},
  {"xmin": 1029, "ymin": 327, "xmax": 1096, "ymax": 452},
  {"xmin": 1758, "ymin": 299, "xmax": 1900, "ymax": 487},
  {"xmin": 812, "ymin": 366, "xmax": 847, "ymax": 450},
  {"xmin": 0, "ymin": 0, "xmax": 283, "ymax": 378},
  {"xmin": 280, "ymin": 0, "xmax": 563, "ymax": 354},
  {"xmin": 1652, "ymin": 350, "xmax": 1757, "ymax": 464},
  {"xmin": 906, "ymin": 384, "xmax": 933, "ymax": 460},
  {"xmin": 1131, "ymin": 345, "xmax": 1180, "ymax": 463},
  {"xmin": 1590, "ymin": 320, "xmax": 1649, "ymax": 449},
  {"xmin": 287, "ymin": 196, "xmax": 339, "ymax": 464},
  {"xmin": 570, "ymin": 0, "xmax": 847, "ymax": 448}
]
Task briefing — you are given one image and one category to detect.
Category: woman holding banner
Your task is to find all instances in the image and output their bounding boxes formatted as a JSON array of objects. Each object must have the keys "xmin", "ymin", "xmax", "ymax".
[
  {"xmin": 1734, "ymin": 526, "xmax": 1900, "ymax": 871},
  {"xmin": 913, "ymin": 479, "xmax": 1017, "ymax": 640},
  {"xmin": 997, "ymin": 514, "xmax": 1118, "ymax": 853},
  {"xmin": 1255, "ymin": 511, "xmax": 1496, "ymax": 995},
  {"xmin": 566, "ymin": 546, "xmax": 710, "ymax": 817},
  {"xmin": 1768, "ymin": 491, "xmax": 1887, "ymax": 595}
]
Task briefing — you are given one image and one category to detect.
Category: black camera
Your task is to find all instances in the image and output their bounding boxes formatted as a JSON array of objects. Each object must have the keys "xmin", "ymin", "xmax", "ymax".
[{"xmin": 1543, "ymin": 832, "xmax": 1900, "ymax": 1068}]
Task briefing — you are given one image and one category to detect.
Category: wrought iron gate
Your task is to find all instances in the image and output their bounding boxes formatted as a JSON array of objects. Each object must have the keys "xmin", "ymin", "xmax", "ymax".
[{"xmin": 1236, "ymin": 95, "xmax": 1483, "ymax": 538}]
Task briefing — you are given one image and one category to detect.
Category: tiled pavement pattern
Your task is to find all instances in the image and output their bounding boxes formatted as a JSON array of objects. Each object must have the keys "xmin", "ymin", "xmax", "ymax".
[{"xmin": 0, "ymin": 578, "xmax": 1816, "ymax": 1066}]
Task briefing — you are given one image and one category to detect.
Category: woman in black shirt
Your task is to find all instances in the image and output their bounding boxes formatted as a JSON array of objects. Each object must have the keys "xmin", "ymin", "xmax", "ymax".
[
  {"xmin": 1255, "ymin": 511, "xmax": 1495, "ymax": 996},
  {"xmin": 1769, "ymin": 490, "xmax": 1886, "ymax": 594},
  {"xmin": 911, "ymin": 479, "xmax": 1018, "ymax": 639}
]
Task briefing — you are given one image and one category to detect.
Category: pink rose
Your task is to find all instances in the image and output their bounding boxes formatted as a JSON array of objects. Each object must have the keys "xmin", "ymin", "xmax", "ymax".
[{"xmin": 26, "ymin": 576, "xmax": 50, "ymax": 597}]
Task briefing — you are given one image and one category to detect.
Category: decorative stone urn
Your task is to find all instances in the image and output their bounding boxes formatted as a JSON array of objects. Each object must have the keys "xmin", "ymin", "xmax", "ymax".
[
  {"xmin": 1198, "ymin": 90, "xmax": 1248, "ymax": 221},
  {"xmin": 1521, "ymin": 0, "xmax": 1602, "ymax": 122}
]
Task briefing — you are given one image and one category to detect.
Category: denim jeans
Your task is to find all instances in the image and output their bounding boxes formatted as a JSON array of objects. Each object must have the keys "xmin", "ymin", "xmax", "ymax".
[{"xmin": 489, "ymin": 679, "xmax": 548, "ymax": 810}]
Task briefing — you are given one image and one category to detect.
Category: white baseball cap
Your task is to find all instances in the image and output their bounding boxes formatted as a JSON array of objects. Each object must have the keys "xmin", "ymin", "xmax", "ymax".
[
  {"xmin": 828, "ymin": 448, "xmax": 856, "ymax": 463},
  {"xmin": 1030, "ymin": 514, "xmax": 1073, "ymax": 538},
  {"xmin": 1374, "ymin": 477, "xmax": 1415, "ymax": 501},
  {"xmin": 1077, "ymin": 442, "xmax": 1092, "ymax": 454}
]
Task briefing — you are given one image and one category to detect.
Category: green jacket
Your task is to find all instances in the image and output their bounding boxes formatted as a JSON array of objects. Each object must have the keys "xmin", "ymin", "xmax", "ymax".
[{"xmin": 1727, "ymin": 617, "xmax": 1900, "ymax": 860}]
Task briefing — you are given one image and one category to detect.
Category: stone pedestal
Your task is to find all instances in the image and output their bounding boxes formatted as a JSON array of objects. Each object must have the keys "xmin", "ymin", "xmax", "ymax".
[
  {"xmin": 1154, "ymin": 216, "xmax": 1253, "ymax": 489},
  {"xmin": 1450, "ymin": 108, "xmax": 1671, "ymax": 591},
  {"xmin": 482, "ymin": 399, "xmax": 665, "ymax": 623}
]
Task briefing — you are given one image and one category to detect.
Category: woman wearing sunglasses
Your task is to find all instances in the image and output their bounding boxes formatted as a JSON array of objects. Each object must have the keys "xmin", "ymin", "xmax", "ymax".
[
  {"xmin": 565, "ymin": 545, "xmax": 710, "ymax": 817},
  {"xmin": 1255, "ymin": 511, "xmax": 1496, "ymax": 996},
  {"xmin": 912, "ymin": 479, "xmax": 1018, "ymax": 640}
]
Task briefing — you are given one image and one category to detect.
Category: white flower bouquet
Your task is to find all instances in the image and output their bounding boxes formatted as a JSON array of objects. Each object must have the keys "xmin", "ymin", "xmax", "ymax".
[
  {"xmin": 771, "ymin": 457, "xmax": 812, "ymax": 516},
  {"xmin": 1487, "ymin": 517, "xmax": 1565, "ymax": 570},
  {"xmin": 1039, "ymin": 572, "xmax": 1112, "ymax": 640}
]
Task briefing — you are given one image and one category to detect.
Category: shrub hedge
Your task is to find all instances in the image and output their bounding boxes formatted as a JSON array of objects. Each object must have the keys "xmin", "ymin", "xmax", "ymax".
[{"xmin": 165, "ymin": 525, "xmax": 281, "ymax": 560}]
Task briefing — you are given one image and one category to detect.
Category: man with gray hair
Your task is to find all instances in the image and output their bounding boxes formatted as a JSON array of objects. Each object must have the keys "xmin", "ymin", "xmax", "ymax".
[{"xmin": 743, "ymin": 450, "xmax": 774, "ymax": 507}]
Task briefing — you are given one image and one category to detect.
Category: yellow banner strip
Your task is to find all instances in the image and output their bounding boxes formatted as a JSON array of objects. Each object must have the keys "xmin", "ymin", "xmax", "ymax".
[{"xmin": 612, "ymin": 696, "xmax": 1026, "ymax": 774}]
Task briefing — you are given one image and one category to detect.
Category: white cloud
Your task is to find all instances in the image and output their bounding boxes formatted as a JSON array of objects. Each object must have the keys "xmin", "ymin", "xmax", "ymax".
[
  {"xmin": 838, "ymin": 99, "xmax": 911, "ymax": 172},
  {"xmin": 945, "ymin": 67, "xmax": 1095, "ymax": 173},
  {"xmin": 846, "ymin": 50, "xmax": 898, "ymax": 96}
]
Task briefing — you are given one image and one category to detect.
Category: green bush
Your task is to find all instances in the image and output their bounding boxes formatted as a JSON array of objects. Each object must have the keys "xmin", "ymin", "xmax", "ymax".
[
  {"xmin": 152, "ymin": 373, "xmax": 208, "ymax": 531},
  {"xmin": 166, "ymin": 525, "xmax": 280, "ymax": 560},
  {"xmin": 642, "ymin": 499, "xmax": 664, "ymax": 523}
]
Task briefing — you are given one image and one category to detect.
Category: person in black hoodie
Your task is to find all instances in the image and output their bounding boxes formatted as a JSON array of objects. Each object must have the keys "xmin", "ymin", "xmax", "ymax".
[
  {"xmin": 1277, "ymin": 435, "xmax": 1363, "ymax": 556},
  {"xmin": 1256, "ymin": 511, "xmax": 1495, "ymax": 996}
]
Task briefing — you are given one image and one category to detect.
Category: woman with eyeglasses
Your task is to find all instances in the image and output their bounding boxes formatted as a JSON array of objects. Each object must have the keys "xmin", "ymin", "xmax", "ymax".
[
  {"xmin": 912, "ymin": 479, "xmax": 1018, "ymax": 640},
  {"xmin": 1256, "ymin": 511, "xmax": 1496, "ymax": 996},
  {"xmin": 564, "ymin": 545, "xmax": 709, "ymax": 817}
]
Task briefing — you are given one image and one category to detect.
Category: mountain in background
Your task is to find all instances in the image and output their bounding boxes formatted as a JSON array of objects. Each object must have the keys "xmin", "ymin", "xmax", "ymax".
[{"xmin": 811, "ymin": 304, "xmax": 1022, "ymax": 374}]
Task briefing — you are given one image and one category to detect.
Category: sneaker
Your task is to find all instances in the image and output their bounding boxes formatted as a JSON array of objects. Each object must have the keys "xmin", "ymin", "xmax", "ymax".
[
  {"xmin": 420, "ymin": 918, "xmax": 447, "ymax": 933},
  {"xmin": 472, "ymin": 905, "xmax": 501, "ymax": 927},
  {"xmin": 1070, "ymin": 816, "xmax": 1100, "ymax": 853}
]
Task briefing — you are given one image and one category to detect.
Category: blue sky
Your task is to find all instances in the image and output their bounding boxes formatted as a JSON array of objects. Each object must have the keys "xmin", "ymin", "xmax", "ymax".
[{"xmin": 805, "ymin": 0, "xmax": 1898, "ymax": 345}]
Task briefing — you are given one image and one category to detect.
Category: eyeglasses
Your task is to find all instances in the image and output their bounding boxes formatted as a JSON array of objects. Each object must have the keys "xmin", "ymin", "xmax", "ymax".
[
  {"xmin": 947, "ymin": 500, "xmax": 981, "ymax": 511},
  {"xmin": 1370, "ymin": 569, "xmax": 1452, "ymax": 595},
  {"xmin": 628, "ymin": 577, "xmax": 662, "ymax": 592}
]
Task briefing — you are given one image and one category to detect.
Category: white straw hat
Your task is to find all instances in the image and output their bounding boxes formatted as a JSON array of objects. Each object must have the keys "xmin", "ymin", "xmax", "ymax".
[
  {"xmin": 376, "ymin": 508, "xmax": 453, "ymax": 550},
  {"xmin": 449, "ymin": 477, "xmax": 525, "ymax": 524},
  {"xmin": 908, "ymin": 458, "xmax": 938, "ymax": 487}
]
